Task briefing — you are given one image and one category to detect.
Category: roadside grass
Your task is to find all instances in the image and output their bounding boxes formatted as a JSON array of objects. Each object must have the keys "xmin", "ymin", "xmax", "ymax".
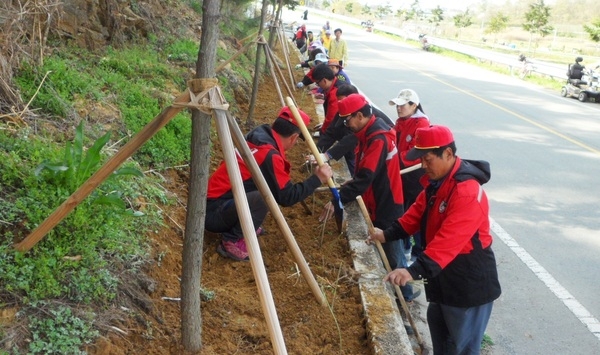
[
  {"xmin": 1, "ymin": 8, "xmax": 261, "ymax": 353},
  {"xmin": 376, "ymin": 31, "xmax": 565, "ymax": 92}
]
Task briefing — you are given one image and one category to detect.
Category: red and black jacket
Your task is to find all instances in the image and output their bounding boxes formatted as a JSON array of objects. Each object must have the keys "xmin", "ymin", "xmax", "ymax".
[
  {"xmin": 207, "ymin": 124, "xmax": 321, "ymax": 207},
  {"xmin": 320, "ymin": 77, "xmax": 344, "ymax": 133},
  {"xmin": 394, "ymin": 112, "xmax": 430, "ymax": 206},
  {"xmin": 384, "ymin": 157, "xmax": 501, "ymax": 307},
  {"xmin": 339, "ymin": 115, "xmax": 404, "ymax": 228}
]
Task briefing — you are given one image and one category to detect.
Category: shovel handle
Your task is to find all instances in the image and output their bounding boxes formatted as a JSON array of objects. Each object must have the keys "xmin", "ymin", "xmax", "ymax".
[{"xmin": 285, "ymin": 97, "xmax": 336, "ymax": 190}]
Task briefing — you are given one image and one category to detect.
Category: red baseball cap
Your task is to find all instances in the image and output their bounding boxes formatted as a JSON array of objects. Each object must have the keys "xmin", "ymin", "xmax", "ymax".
[
  {"xmin": 338, "ymin": 93, "xmax": 368, "ymax": 117},
  {"xmin": 406, "ymin": 125, "xmax": 455, "ymax": 160},
  {"xmin": 277, "ymin": 106, "xmax": 311, "ymax": 127}
]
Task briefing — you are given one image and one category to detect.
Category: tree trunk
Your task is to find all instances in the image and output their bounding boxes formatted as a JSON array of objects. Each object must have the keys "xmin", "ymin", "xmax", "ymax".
[
  {"xmin": 181, "ymin": 0, "xmax": 221, "ymax": 351},
  {"xmin": 246, "ymin": 0, "xmax": 270, "ymax": 127}
]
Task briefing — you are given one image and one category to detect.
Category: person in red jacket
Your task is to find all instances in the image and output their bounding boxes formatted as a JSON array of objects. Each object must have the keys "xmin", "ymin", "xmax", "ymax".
[
  {"xmin": 205, "ymin": 107, "xmax": 333, "ymax": 261},
  {"xmin": 310, "ymin": 63, "xmax": 343, "ymax": 134},
  {"xmin": 320, "ymin": 93, "xmax": 419, "ymax": 302},
  {"xmin": 368, "ymin": 125, "xmax": 501, "ymax": 354},
  {"xmin": 389, "ymin": 88, "xmax": 430, "ymax": 260}
]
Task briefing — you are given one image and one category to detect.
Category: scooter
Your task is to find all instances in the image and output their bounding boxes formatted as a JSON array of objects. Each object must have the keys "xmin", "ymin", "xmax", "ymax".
[
  {"xmin": 561, "ymin": 67, "xmax": 600, "ymax": 103},
  {"xmin": 419, "ymin": 34, "xmax": 431, "ymax": 51}
]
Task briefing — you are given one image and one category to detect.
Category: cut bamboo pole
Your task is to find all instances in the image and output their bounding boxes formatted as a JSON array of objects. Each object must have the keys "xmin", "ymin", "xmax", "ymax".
[
  {"xmin": 226, "ymin": 112, "xmax": 325, "ymax": 306},
  {"xmin": 215, "ymin": 39, "xmax": 255, "ymax": 73},
  {"xmin": 215, "ymin": 109, "xmax": 287, "ymax": 354},
  {"xmin": 356, "ymin": 196, "xmax": 424, "ymax": 349},
  {"xmin": 262, "ymin": 43, "xmax": 285, "ymax": 107},
  {"xmin": 264, "ymin": 41, "xmax": 296, "ymax": 107},
  {"xmin": 14, "ymin": 91, "xmax": 191, "ymax": 252},
  {"xmin": 277, "ymin": 24, "xmax": 295, "ymax": 88}
]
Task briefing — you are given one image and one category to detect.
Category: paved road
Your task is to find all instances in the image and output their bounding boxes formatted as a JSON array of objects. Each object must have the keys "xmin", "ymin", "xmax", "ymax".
[{"xmin": 285, "ymin": 10, "xmax": 600, "ymax": 354}]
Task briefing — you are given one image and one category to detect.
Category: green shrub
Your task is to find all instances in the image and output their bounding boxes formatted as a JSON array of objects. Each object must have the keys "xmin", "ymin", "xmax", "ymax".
[{"xmin": 27, "ymin": 304, "xmax": 99, "ymax": 354}]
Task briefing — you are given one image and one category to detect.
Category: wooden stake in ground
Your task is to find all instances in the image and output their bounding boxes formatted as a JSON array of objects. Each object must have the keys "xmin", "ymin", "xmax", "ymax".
[
  {"xmin": 214, "ymin": 104, "xmax": 288, "ymax": 355},
  {"xmin": 225, "ymin": 112, "xmax": 325, "ymax": 306},
  {"xmin": 356, "ymin": 196, "xmax": 425, "ymax": 350}
]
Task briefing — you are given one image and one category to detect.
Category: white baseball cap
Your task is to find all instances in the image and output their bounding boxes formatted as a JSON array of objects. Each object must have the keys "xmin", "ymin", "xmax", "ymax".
[
  {"xmin": 389, "ymin": 89, "xmax": 420, "ymax": 106},
  {"xmin": 314, "ymin": 53, "xmax": 329, "ymax": 64}
]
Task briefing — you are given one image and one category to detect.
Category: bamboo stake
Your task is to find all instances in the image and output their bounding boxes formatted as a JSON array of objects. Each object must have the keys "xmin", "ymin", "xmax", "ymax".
[
  {"xmin": 215, "ymin": 39, "xmax": 256, "ymax": 73},
  {"xmin": 262, "ymin": 44, "xmax": 285, "ymax": 107},
  {"xmin": 264, "ymin": 41, "xmax": 296, "ymax": 106},
  {"xmin": 215, "ymin": 109, "xmax": 287, "ymax": 354},
  {"xmin": 277, "ymin": 24, "xmax": 295, "ymax": 88},
  {"xmin": 226, "ymin": 112, "xmax": 325, "ymax": 306},
  {"xmin": 14, "ymin": 91, "xmax": 191, "ymax": 252},
  {"xmin": 356, "ymin": 196, "xmax": 424, "ymax": 349}
]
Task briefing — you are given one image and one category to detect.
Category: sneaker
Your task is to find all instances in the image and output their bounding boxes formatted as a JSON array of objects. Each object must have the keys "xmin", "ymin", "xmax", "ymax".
[
  {"xmin": 256, "ymin": 226, "xmax": 265, "ymax": 237},
  {"xmin": 217, "ymin": 239, "xmax": 249, "ymax": 261}
]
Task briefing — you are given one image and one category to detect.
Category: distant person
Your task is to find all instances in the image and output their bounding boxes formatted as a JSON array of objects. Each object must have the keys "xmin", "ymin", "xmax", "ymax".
[
  {"xmin": 322, "ymin": 20, "xmax": 331, "ymax": 32},
  {"xmin": 294, "ymin": 24, "xmax": 308, "ymax": 51},
  {"xmin": 205, "ymin": 107, "xmax": 333, "ymax": 261},
  {"xmin": 567, "ymin": 56, "xmax": 585, "ymax": 83},
  {"xmin": 321, "ymin": 29, "xmax": 332, "ymax": 54},
  {"xmin": 329, "ymin": 28, "xmax": 348, "ymax": 67},
  {"xmin": 368, "ymin": 125, "xmax": 501, "ymax": 354},
  {"xmin": 303, "ymin": 9, "xmax": 308, "ymax": 20}
]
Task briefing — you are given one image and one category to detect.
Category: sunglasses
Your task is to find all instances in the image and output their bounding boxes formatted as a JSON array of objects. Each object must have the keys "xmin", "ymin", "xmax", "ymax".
[{"xmin": 343, "ymin": 112, "xmax": 358, "ymax": 126}]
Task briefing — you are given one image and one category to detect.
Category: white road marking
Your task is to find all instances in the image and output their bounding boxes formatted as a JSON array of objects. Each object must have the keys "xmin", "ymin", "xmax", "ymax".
[{"xmin": 490, "ymin": 217, "xmax": 600, "ymax": 341}]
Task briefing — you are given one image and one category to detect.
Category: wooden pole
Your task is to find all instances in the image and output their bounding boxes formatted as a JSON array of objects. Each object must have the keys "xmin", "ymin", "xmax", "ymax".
[
  {"xmin": 215, "ymin": 39, "xmax": 255, "ymax": 73},
  {"xmin": 226, "ymin": 112, "xmax": 325, "ymax": 306},
  {"xmin": 262, "ymin": 44, "xmax": 285, "ymax": 107},
  {"xmin": 312, "ymin": 164, "xmax": 424, "ymax": 193},
  {"xmin": 277, "ymin": 24, "xmax": 295, "ymax": 88},
  {"xmin": 355, "ymin": 196, "xmax": 424, "ymax": 349},
  {"xmin": 214, "ymin": 109, "xmax": 288, "ymax": 354},
  {"xmin": 264, "ymin": 42, "xmax": 296, "ymax": 106},
  {"xmin": 285, "ymin": 97, "xmax": 335, "ymax": 190},
  {"xmin": 14, "ymin": 91, "xmax": 191, "ymax": 252},
  {"xmin": 286, "ymin": 96, "xmax": 343, "ymax": 230}
]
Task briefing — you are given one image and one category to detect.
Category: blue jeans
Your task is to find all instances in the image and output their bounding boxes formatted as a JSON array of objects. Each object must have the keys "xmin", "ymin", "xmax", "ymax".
[
  {"xmin": 427, "ymin": 301, "xmax": 494, "ymax": 355},
  {"xmin": 205, "ymin": 190, "xmax": 268, "ymax": 243},
  {"xmin": 382, "ymin": 238, "xmax": 415, "ymax": 301}
]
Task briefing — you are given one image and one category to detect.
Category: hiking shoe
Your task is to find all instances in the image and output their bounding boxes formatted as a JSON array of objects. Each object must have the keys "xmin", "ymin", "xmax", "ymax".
[{"xmin": 217, "ymin": 239, "xmax": 249, "ymax": 261}]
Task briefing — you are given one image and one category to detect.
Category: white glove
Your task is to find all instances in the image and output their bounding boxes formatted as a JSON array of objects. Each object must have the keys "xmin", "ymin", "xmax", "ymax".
[
  {"xmin": 295, "ymin": 64, "xmax": 302, "ymax": 69},
  {"xmin": 306, "ymin": 153, "xmax": 329, "ymax": 165},
  {"xmin": 296, "ymin": 82, "xmax": 304, "ymax": 88}
]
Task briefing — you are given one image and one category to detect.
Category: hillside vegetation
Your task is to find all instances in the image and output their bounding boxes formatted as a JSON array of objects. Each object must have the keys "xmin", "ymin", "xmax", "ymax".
[{"xmin": 0, "ymin": 1, "xmax": 267, "ymax": 353}]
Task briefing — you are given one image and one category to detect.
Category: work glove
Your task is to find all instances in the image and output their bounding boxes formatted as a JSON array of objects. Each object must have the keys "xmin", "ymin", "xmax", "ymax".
[
  {"xmin": 296, "ymin": 82, "xmax": 304, "ymax": 88},
  {"xmin": 295, "ymin": 64, "xmax": 302, "ymax": 70},
  {"xmin": 306, "ymin": 153, "xmax": 330, "ymax": 165}
]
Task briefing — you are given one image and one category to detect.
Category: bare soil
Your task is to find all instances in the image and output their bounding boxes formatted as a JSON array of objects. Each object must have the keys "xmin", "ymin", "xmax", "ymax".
[{"xmin": 88, "ymin": 43, "xmax": 373, "ymax": 355}]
